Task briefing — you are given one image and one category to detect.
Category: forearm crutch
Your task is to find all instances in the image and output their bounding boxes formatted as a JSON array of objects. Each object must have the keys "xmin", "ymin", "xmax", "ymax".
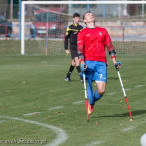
[
  {"xmin": 116, "ymin": 67, "xmax": 133, "ymax": 121},
  {"xmin": 83, "ymin": 72, "xmax": 89, "ymax": 122}
]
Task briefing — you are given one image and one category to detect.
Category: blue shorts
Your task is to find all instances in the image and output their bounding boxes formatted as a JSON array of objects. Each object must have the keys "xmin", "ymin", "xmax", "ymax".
[{"xmin": 83, "ymin": 61, "xmax": 107, "ymax": 83}]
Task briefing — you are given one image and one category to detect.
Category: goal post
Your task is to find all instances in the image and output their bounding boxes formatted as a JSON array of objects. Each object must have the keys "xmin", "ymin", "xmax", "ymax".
[{"xmin": 21, "ymin": 1, "xmax": 146, "ymax": 55}]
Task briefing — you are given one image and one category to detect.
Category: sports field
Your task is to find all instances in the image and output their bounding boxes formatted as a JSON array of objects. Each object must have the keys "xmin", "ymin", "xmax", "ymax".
[{"xmin": 0, "ymin": 41, "xmax": 146, "ymax": 146}]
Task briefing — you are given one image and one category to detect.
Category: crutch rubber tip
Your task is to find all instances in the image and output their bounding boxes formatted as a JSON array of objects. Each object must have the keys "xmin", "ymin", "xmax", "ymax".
[
  {"xmin": 87, "ymin": 120, "xmax": 89, "ymax": 122},
  {"xmin": 130, "ymin": 118, "xmax": 134, "ymax": 122}
]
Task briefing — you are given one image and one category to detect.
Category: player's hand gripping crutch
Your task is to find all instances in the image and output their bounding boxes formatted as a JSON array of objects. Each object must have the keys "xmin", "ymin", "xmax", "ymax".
[
  {"xmin": 115, "ymin": 62, "xmax": 133, "ymax": 121},
  {"xmin": 82, "ymin": 64, "xmax": 89, "ymax": 122}
]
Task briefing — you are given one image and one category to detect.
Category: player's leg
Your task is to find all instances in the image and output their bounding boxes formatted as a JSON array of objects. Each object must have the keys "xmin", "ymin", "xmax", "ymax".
[
  {"xmin": 86, "ymin": 74, "xmax": 94, "ymax": 115},
  {"xmin": 94, "ymin": 81, "xmax": 106, "ymax": 101},
  {"xmin": 93, "ymin": 61, "xmax": 107, "ymax": 101},
  {"xmin": 74, "ymin": 56, "xmax": 83, "ymax": 82},
  {"xmin": 74, "ymin": 56, "xmax": 80, "ymax": 66},
  {"xmin": 65, "ymin": 49, "xmax": 75, "ymax": 81},
  {"xmin": 87, "ymin": 78, "xmax": 94, "ymax": 104},
  {"xmin": 85, "ymin": 60, "xmax": 95, "ymax": 115},
  {"xmin": 69, "ymin": 44, "xmax": 82, "ymax": 82},
  {"xmin": 84, "ymin": 60, "xmax": 95, "ymax": 104}
]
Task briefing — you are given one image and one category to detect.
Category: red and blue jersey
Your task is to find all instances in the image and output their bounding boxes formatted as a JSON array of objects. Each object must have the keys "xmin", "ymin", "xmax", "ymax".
[{"xmin": 77, "ymin": 27, "xmax": 114, "ymax": 64}]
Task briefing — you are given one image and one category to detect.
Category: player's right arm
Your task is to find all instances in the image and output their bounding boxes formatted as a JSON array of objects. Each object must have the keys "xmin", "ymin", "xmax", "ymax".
[
  {"xmin": 77, "ymin": 31, "xmax": 86, "ymax": 71},
  {"xmin": 64, "ymin": 26, "xmax": 71, "ymax": 54}
]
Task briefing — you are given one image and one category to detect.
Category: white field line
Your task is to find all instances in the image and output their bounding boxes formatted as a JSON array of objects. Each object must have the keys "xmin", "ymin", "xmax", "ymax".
[
  {"xmin": 125, "ymin": 88, "xmax": 131, "ymax": 91},
  {"xmin": 41, "ymin": 61, "xmax": 48, "ymax": 64},
  {"xmin": 48, "ymin": 106, "xmax": 64, "ymax": 111},
  {"xmin": 121, "ymin": 119, "xmax": 146, "ymax": 133},
  {"xmin": 106, "ymin": 92, "xmax": 117, "ymax": 95},
  {"xmin": 72, "ymin": 100, "xmax": 85, "ymax": 105},
  {"xmin": 0, "ymin": 116, "xmax": 67, "ymax": 146},
  {"xmin": 106, "ymin": 84, "xmax": 144, "ymax": 96},
  {"xmin": 121, "ymin": 126, "xmax": 136, "ymax": 132},
  {"xmin": 0, "ymin": 120, "xmax": 6, "ymax": 123},
  {"xmin": 23, "ymin": 112, "xmax": 41, "ymax": 117},
  {"xmin": 141, "ymin": 120, "xmax": 146, "ymax": 124},
  {"xmin": 86, "ymin": 140, "xmax": 104, "ymax": 146},
  {"xmin": 22, "ymin": 106, "xmax": 64, "ymax": 117},
  {"xmin": 23, "ymin": 106, "xmax": 64, "ymax": 117},
  {"xmin": 135, "ymin": 85, "xmax": 144, "ymax": 88},
  {"xmin": 106, "ymin": 89, "xmax": 131, "ymax": 96},
  {"xmin": 22, "ymin": 81, "xmax": 140, "ymax": 117}
]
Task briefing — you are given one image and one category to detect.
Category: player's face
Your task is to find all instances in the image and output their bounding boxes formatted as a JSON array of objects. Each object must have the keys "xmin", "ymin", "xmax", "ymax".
[
  {"xmin": 84, "ymin": 13, "xmax": 95, "ymax": 24},
  {"xmin": 73, "ymin": 17, "xmax": 80, "ymax": 24}
]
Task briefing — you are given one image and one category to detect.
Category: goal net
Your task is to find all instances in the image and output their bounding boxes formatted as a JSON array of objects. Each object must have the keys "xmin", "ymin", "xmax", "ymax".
[{"xmin": 21, "ymin": 1, "xmax": 146, "ymax": 55}]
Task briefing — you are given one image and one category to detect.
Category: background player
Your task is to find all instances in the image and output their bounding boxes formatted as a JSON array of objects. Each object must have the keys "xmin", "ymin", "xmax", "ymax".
[
  {"xmin": 64, "ymin": 13, "xmax": 83, "ymax": 82},
  {"xmin": 77, "ymin": 11, "xmax": 121, "ymax": 115}
]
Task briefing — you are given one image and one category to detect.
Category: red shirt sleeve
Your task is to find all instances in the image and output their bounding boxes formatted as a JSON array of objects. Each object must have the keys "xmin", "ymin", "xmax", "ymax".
[
  {"xmin": 104, "ymin": 28, "xmax": 112, "ymax": 45},
  {"xmin": 104, "ymin": 28, "xmax": 116, "ymax": 58},
  {"xmin": 77, "ymin": 31, "xmax": 84, "ymax": 53}
]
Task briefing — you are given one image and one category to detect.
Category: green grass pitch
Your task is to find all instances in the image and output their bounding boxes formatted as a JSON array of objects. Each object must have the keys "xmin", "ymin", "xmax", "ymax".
[{"xmin": 0, "ymin": 53, "xmax": 146, "ymax": 145}]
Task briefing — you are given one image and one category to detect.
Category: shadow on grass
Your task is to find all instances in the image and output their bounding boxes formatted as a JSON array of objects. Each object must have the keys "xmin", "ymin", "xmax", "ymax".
[
  {"xmin": 107, "ymin": 77, "xmax": 119, "ymax": 80},
  {"xmin": 92, "ymin": 110, "xmax": 146, "ymax": 119}
]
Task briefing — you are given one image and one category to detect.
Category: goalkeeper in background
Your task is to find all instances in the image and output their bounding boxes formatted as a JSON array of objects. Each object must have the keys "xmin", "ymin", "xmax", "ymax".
[
  {"xmin": 77, "ymin": 11, "xmax": 121, "ymax": 115},
  {"xmin": 64, "ymin": 13, "xmax": 83, "ymax": 82}
]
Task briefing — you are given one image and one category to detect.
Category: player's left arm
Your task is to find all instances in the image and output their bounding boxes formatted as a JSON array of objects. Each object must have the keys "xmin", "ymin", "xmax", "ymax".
[
  {"xmin": 106, "ymin": 42, "xmax": 116, "ymax": 63},
  {"xmin": 105, "ymin": 29, "xmax": 121, "ymax": 68}
]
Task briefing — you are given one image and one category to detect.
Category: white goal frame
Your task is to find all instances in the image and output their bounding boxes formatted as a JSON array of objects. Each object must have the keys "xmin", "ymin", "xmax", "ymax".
[{"xmin": 21, "ymin": 1, "xmax": 146, "ymax": 55}]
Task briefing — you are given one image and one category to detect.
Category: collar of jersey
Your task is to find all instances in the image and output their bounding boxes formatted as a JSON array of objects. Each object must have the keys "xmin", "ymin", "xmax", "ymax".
[
  {"xmin": 87, "ymin": 27, "xmax": 96, "ymax": 29},
  {"xmin": 73, "ymin": 23, "xmax": 78, "ymax": 27}
]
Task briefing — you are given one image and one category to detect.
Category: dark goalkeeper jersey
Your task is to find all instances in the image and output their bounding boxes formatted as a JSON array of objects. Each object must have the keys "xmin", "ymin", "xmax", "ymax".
[{"xmin": 64, "ymin": 23, "xmax": 83, "ymax": 50}]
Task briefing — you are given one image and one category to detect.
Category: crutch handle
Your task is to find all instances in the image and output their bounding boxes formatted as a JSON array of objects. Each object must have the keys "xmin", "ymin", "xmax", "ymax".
[{"xmin": 115, "ymin": 62, "xmax": 122, "ymax": 70}]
